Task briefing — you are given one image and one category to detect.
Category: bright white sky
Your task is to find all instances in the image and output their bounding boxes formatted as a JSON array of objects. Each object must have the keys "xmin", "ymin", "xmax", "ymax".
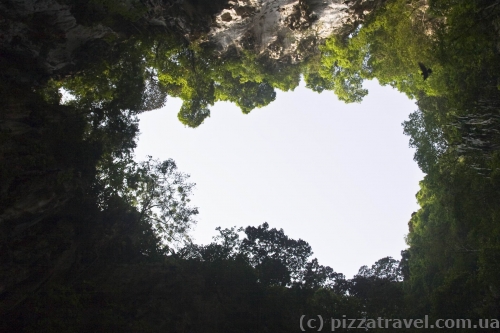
[{"xmin": 135, "ymin": 79, "xmax": 424, "ymax": 278}]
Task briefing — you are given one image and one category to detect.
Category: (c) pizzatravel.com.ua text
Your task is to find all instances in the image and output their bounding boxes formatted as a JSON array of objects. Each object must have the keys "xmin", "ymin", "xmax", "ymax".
[{"xmin": 299, "ymin": 315, "xmax": 500, "ymax": 331}]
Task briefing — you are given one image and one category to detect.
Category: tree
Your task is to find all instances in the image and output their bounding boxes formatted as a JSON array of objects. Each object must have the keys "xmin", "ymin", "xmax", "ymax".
[
  {"xmin": 356, "ymin": 256, "xmax": 403, "ymax": 282},
  {"xmin": 95, "ymin": 156, "xmax": 199, "ymax": 244},
  {"xmin": 177, "ymin": 99, "xmax": 212, "ymax": 128},
  {"xmin": 402, "ymin": 96, "xmax": 449, "ymax": 173},
  {"xmin": 313, "ymin": 35, "xmax": 369, "ymax": 103},
  {"xmin": 240, "ymin": 222, "xmax": 313, "ymax": 286},
  {"xmin": 214, "ymin": 77, "xmax": 276, "ymax": 114},
  {"xmin": 350, "ymin": 257, "xmax": 405, "ymax": 320},
  {"xmin": 301, "ymin": 258, "xmax": 345, "ymax": 291},
  {"xmin": 131, "ymin": 156, "xmax": 199, "ymax": 244},
  {"xmin": 178, "ymin": 226, "xmax": 244, "ymax": 261}
]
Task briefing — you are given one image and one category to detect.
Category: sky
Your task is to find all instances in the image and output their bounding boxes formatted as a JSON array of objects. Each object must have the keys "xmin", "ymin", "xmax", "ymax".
[{"xmin": 135, "ymin": 79, "xmax": 424, "ymax": 278}]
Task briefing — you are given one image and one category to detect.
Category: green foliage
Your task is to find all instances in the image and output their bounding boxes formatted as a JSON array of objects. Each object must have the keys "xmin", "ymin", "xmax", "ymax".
[
  {"xmin": 93, "ymin": 154, "xmax": 199, "ymax": 244},
  {"xmin": 302, "ymin": 0, "xmax": 500, "ymax": 325},
  {"xmin": 240, "ymin": 222, "xmax": 313, "ymax": 286},
  {"xmin": 4, "ymin": 0, "xmax": 500, "ymax": 331},
  {"xmin": 177, "ymin": 98, "xmax": 212, "ymax": 127},
  {"xmin": 131, "ymin": 156, "xmax": 199, "ymax": 243},
  {"xmin": 399, "ymin": 1, "xmax": 500, "ymax": 322},
  {"xmin": 307, "ymin": 0, "xmax": 492, "ymax": 103},
  {"xmin": 312, "ymin": 34, "xmax": 369, "ymax": 103},
  {"xmin": 402, "ymin": 96, "xmax": 449, "ymax": 173}
]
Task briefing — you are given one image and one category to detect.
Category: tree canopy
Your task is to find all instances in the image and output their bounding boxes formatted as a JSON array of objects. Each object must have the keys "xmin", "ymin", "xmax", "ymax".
[{"xmin": 2, "ymin": 0, "xmax": 500, "ymax": 331}]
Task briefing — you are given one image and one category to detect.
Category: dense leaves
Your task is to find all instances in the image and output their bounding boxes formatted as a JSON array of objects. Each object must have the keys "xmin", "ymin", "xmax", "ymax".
[{"xmin": 2, "ymin": 0, "xmax": 500, "ymax": 331}]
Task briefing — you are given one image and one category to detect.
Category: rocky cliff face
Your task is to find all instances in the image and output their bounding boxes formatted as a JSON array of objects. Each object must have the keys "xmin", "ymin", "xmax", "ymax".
[
  {"xmin": 0, "ymin": 0, "xmax": 384, "ymax": 83},
  {"xmin": 206, "ymin": 0, "xmax": 384, "ymax": 63},
  {"xmin": 0, "ymin": 0, "xmax": 115, "ymax": 83},
  {"xmin": 0, "ymin": 0, "xmax": 223, "ymax": 83},
  {"xmin": 208, "ymin": 0, "xmax": 348, "ymax": 63}
]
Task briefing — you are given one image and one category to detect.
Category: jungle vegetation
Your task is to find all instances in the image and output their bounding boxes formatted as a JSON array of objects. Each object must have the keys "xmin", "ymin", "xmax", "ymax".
[{"xmin": 1, "ymin": 0, "xmax": 500, "ymax": 331}]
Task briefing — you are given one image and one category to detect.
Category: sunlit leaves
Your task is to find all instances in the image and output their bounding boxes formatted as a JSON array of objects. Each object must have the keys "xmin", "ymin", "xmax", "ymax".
[
  {"xmin": 132, "ymin": 156, "xmax": 199, "ymax": 244},
  {"xmin": 314, "ymin": 35, "xmax": 369, "ymax": 103},
  {"xmin": 94, "ymin": 155, "xmax": 198, "ymax": 244}
]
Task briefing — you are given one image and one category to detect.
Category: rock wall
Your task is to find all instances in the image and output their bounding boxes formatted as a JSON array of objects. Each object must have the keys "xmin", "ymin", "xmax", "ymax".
[
  {"xmin": 0, "ymin": 0, "xmax": 385, "ymax": 82},
  {"xmin": 0, "ymin": 0, "xmax": 115, "ymax": 83},
  {"xmin": 207, "ymin": 0, "xmax": 385, "ymax": 63}
]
